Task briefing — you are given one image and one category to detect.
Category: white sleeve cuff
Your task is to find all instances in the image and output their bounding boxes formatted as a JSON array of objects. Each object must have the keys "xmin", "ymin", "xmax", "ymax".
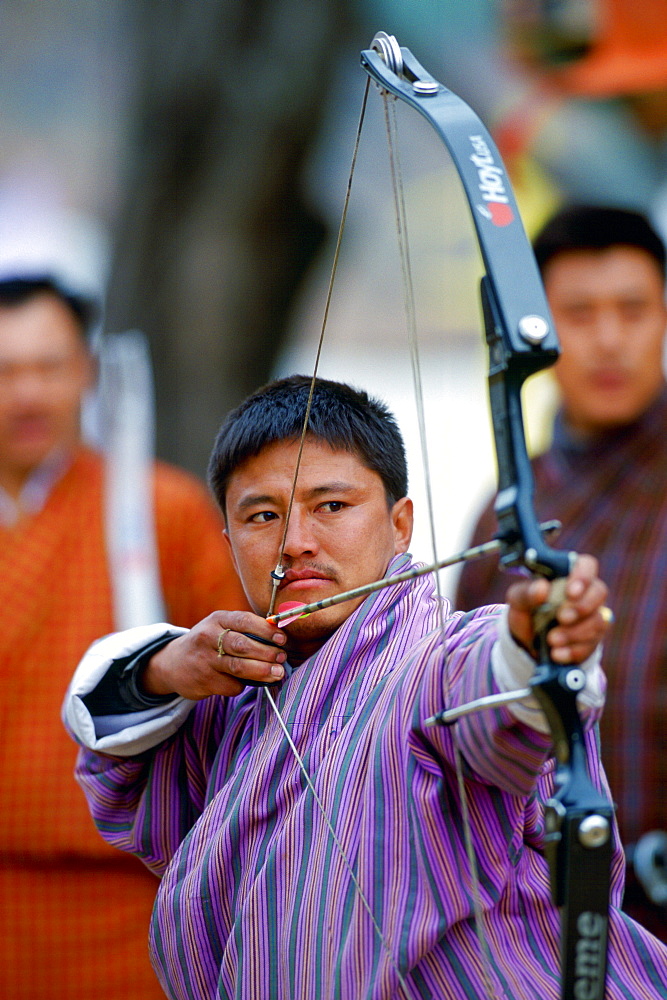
[
  {"xmin": 62, "ymin": 623, "xmax": 197, "ymax": 757},
  {"xmin": 491, "ymin": 607, "xmax": 605, "ymax": 733}
]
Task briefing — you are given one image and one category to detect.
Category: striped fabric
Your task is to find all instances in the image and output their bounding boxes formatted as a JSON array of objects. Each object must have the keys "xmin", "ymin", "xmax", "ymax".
[
  {"xmin": 74, "ymin": 553, "xmax": 667, "ymax": 999},
  {"xmin": 0, "ymin": 446, "xmax": 248, "ymax": 1000},
  {"xmin": 456, "ymin": 387, "xmax": 667, "ymax": 932}
]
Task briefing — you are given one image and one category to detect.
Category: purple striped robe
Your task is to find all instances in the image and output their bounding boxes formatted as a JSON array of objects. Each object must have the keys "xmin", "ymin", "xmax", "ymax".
[{"xmin": 74, "ymin": 554, "xmax": 667, "ymax": 999}]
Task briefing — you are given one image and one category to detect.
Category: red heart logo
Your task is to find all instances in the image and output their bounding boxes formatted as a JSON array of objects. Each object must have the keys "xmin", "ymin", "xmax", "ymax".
[{"xmin": 487, "ymin": 201, "xmax": 513, "ymax": 226}]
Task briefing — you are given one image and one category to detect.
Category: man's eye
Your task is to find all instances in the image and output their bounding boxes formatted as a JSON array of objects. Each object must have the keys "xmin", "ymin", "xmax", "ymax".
[
  {"xmin": 249, "ymin": 511, "xmax": 278, "ymax": 523},
  {"xmin": 620, "ymin": 300, "xmax": 647, "ymax": 322},
  {"xmin": 564, "ymin": 305, "xmax": 593, "ymax": 324},
  {"xmin": 319, "ymin": 501, "xmax": 346, "ymax": 513}
]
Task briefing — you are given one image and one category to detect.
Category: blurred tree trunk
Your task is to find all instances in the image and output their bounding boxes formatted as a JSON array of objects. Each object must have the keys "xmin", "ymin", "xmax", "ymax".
[{"xmin": 105, "ymin": 0, "xmax": 351, "ymax": 477}]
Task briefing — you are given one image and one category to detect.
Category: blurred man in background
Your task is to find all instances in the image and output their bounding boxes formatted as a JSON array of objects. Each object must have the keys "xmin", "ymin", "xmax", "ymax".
[
  {"xmin": 0, "ymin": 256, "xmax": 248, "ymax": 998},
  {"xmin": 456, "ymin": 204, "xmax": 667, "ymax": 940}
]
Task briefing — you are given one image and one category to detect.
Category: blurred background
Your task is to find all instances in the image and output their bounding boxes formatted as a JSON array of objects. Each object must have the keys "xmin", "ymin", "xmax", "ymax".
[{"xmin": 3, "ymin": 0, "xmax": 666, "ymax": 594}]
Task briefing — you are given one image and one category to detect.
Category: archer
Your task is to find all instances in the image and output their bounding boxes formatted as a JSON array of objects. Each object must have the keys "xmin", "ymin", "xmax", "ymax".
[{"xmin": 63, "ymin": 375, "xmax": 667, "ymax": 999}]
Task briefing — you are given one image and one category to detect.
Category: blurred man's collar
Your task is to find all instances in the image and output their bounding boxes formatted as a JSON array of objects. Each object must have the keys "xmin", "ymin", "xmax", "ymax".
[
  {"xmin": 556, "ymin": 382, "xmax": 667, "ymax": 454},
  {"xmin": 0, "ymin": 447, "xmax": 73, "ymax": 527}
]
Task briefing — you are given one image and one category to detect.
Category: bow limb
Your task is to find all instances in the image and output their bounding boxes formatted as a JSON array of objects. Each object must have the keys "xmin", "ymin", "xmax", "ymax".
[{"xmin": 361, "ymin": 33, "xmax": 614, "ymax": 1000}]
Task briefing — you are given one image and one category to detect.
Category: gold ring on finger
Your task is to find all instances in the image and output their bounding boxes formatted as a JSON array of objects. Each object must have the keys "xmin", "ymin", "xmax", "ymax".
[
  {"xmin": 600, "ymin": 606, "xmax": 614, "ymax": 625},
  {"xmin": 217, "ymin": 628, "xmax": 230, "ymax": 657}
]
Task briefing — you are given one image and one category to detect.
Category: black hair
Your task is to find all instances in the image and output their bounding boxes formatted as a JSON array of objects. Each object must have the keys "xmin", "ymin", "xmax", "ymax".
[
  {"xmin": 0, "ymin": 277, "xmax": 95, "ymax": 334},
  {"xmin": 533, "ymin": 205, "xmax": 666, "ymax": 280},
  {"xmin": 207, "ymin": 375, "xmax": 408, "ymax": 513}
]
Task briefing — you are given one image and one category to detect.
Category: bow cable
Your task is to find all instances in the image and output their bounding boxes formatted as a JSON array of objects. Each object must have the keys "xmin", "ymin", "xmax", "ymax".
[{"xmin": 379, "ymin": 76, "xmax": 496, "ymax": 996}]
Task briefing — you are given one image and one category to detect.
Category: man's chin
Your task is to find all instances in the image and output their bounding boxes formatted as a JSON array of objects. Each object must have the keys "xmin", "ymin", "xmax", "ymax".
[
  {"xmin": 268, "ymin": 585, "xmax": 335, "ymax": 621},
  {"xmin": 282, "ymin": 605, "xmax": 350, "ymax": 642}
]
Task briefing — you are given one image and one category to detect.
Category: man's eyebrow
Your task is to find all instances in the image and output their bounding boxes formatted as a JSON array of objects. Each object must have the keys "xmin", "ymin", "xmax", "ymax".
[
  {"xmin": 306, "ymin": 481, "xmax": 359, "ymax": 498},
  {"xmin": 236, "ymin": 493, "xmax": 278, "ymax": 511},
  {"xmin": 235, "ymin": 482, "xmax": 359, "ymax": 511}
]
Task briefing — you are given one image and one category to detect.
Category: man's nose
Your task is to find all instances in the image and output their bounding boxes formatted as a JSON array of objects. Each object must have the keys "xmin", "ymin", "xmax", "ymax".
[
  {"xmin": 593, "ymin": 307, "xmax": 624, "ymax": 352},
  {"xmin": 282, "ymin": 509, "xmax": 319, "ymax": 558},
  {"xmin": 8, "ymin": 367, "xmax": 48, "ymax": 402}
]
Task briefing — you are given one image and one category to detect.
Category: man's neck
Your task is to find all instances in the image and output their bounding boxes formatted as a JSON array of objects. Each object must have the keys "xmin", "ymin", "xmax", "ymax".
[
  {"xmin": 284, "ymin": 636, "xmax": 329, "ymax": 669},
  {"xmin": 561, "ymin": 386, "xmax": 667, "ymax": 447},
  {"xmin": 0, "ymin": 466, "xmax": 30, "ymax": 501},
  {"xmin": 282, "ymin": 623, "xmax": 343, "ymax": 669}
]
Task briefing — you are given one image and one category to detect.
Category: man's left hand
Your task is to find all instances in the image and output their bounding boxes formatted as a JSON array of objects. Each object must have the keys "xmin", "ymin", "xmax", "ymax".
[{"xmin": 506, "ymin": 554, "xmax": 611, "ymax": 663}]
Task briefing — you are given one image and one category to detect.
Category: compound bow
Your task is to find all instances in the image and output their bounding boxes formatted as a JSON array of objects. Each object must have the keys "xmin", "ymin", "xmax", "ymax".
[{"xmin": 358, "ymin": 31, "xmax": 614, "ymax": 1000}]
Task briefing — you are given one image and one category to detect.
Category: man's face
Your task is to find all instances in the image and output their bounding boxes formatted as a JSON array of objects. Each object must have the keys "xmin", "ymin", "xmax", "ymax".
[
  {"xmin": 544, "ymin": 246, "xmax": 667, "ymax": 435},
  {"xmin": 223, "ymin": 436, "xmax": 413, "ymax": 649},
  {"xmin": 0, "ymin": 292, "xmax": 93, "ymax": 485}
]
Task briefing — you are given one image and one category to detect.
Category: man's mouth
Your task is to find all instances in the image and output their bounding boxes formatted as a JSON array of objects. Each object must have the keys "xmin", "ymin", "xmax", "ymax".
[
  {"xmin": 280, "ymin": 568, "xmax": 336, "ymax": 592},
  {"xmin": 589, "ymin": 370, "xmax": 629, "ymax": 391},
  {"xmin": 10, "ymin": 414, "xmax": 53, "ymax": 445}
]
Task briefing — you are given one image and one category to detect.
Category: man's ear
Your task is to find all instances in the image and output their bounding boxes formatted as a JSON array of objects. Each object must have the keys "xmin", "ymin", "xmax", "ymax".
[
  {"xmin": 222, "ymin": 528, "xmax": 240, "ymax": 575},
  {"xmin": 391, "ymin": 497, "xmax": 413, "ymax": 554}
]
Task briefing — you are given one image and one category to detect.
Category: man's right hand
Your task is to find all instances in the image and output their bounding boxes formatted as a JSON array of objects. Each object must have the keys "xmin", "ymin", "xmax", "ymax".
[{"xmin": 141, "ymin": 611, "xmax": 287, "ymax": 700}]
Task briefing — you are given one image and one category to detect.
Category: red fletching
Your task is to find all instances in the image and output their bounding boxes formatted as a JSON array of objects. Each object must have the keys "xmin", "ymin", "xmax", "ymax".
[{"xmin": 268, "ymin": 601, "xmax": 308, "ymax": 627}]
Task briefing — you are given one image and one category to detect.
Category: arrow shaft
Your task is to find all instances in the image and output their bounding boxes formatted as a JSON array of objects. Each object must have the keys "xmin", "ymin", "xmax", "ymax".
[{"xmin": 267, "ymin": 537, "xmax": 502, "ymax": 624}]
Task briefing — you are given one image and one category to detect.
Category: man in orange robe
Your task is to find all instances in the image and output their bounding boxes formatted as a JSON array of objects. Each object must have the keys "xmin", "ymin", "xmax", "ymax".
[{"xmin": 0, "ymin": 271, "xmax": 248, "ymax": 999}]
